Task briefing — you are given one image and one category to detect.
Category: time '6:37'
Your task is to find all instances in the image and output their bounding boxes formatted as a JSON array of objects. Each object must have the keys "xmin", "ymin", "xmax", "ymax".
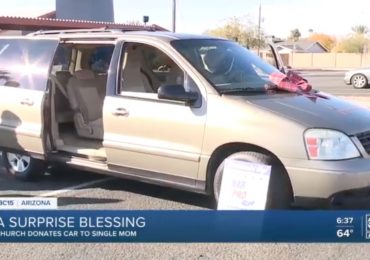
[{"xmin": 337, "ymin": 217, "xmax": 353, "ymax": 225}]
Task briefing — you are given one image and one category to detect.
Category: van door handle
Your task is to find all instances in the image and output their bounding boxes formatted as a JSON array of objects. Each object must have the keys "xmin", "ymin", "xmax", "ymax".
[
  {"xmin": 112, "ymin": 108, "xmax": 129, "ymax": 117},
  {"xmin": 20, "ymin": 98, "xmax": 34, "ymax": 106}
]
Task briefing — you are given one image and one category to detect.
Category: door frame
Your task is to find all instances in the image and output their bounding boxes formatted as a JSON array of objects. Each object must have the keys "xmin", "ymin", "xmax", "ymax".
[
  {"xmin": 0, "ymin": 38, "xmax": 59, "ymax": 160},
  {"xmin": 102, "ymin": 38, "xmax": 210, "ymax": 181}
]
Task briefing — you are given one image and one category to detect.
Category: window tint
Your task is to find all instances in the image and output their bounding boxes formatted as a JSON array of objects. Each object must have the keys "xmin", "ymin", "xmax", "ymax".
[
  {"xmin": 120, "ymin": 43, "xmax": 184, "ymax": 94},
  {"xmin": 0, "ymin": 39, "xmax": 58, "ymax": 91}
]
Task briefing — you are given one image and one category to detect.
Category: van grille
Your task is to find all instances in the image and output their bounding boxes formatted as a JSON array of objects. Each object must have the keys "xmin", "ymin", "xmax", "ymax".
[{"xmin": 356, "ymin": 131, "xmax": 370, "ymax": 154}]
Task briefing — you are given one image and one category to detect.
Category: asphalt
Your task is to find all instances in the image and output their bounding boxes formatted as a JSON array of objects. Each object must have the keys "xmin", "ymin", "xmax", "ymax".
[
  {"xmin": 1, "ymin": 71, "xmax": 370, "ymax": 259},
  {"xmin": 1, "ymin": 243, "xmax": 369, "ymax": 260}
]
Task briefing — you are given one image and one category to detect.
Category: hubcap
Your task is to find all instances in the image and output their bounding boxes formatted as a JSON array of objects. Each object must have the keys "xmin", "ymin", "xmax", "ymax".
[
  {"xmin": 6, "ymin": 153, "xmax": 30, "ymax": 173},
  {"xmin": 353, "ymin": 75, "xmax": 366, "ymax": 88}
]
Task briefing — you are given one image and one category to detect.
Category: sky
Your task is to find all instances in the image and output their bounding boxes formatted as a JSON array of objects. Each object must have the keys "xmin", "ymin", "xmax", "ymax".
[{"xmin": 0, "ymin": 0, "xmax": 369, "ymax": 39}]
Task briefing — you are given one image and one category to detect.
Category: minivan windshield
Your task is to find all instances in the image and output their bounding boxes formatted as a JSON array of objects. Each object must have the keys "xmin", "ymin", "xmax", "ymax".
[{"xmin": 171, "ymin": 39, "xmax": 279, "ymax": 93}]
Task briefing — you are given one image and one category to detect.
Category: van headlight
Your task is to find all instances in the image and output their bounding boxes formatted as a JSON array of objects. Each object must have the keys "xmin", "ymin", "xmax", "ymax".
[{"xmin": 304, "ymin": 129, "xmax": 360, "ymax": 160}]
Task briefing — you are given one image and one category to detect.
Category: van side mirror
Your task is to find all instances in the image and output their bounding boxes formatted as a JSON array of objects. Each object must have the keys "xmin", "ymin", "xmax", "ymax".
[{"xmin": 158, "ymin": 84, "xmax": 199, "ymax": 105}]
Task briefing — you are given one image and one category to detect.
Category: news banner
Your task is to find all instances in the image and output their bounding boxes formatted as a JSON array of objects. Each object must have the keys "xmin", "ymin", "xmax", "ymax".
[{"xmin": 0, "ymin": 198, "xmax": 370, "ymax": 242}]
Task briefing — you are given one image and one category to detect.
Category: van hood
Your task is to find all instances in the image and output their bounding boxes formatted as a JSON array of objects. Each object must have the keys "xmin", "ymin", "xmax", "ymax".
[{"xmin": 236, "ymin": 92, "xmax": 370, "ymax": 135}]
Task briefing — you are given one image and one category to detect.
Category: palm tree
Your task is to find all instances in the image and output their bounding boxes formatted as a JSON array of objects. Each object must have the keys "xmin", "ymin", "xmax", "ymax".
[
  {"xmin": 351, "ymin": 25, "xmax": 369, "ymax": 35},
  {"xmin": 290, "ymin": 28, "xmax": 301, "ymax": 42}
]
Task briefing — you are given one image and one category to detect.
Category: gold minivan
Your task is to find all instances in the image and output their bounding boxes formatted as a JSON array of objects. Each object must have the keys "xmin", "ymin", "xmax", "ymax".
[{"xmin": 1, "ymin": 29, "xmax": 370, "ymax": 209}]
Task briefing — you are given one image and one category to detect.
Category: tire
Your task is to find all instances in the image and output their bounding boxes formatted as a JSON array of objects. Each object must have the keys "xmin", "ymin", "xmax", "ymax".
[
  {"xmin": 351, "ymin": 74, "xmax": 368, "ymax": 89},
  {"xmin": 213, "ymin": 151, "xmax": 293, "ymax": 209},
  {"xmin": 1, "ymin": 151, "xmax": 45, "ymax": 181}
]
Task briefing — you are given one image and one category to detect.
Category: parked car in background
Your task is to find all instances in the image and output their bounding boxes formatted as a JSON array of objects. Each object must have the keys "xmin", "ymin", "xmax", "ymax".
[{"xmin": 344, "ymin": 68, "xmax": 370, "ymax": 88}]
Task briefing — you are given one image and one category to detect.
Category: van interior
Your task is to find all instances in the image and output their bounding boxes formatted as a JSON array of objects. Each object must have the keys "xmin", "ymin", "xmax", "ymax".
[
  {"xmin": 49, "ymin": 43, "xmax": 113, "ymax": 161},
  {"xmin": 48, "ymin": 42, "xmax": 185, "ymax": 162}
]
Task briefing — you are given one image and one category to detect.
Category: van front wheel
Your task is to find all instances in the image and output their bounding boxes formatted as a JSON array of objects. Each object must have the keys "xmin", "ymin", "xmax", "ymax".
[
  {"xmin": 2, "ymin": 152, "xmax": 45, "ymax": 181},
  {"xmin": 213, "ymin": 151, "xmax": 293, "ymax": 209}
]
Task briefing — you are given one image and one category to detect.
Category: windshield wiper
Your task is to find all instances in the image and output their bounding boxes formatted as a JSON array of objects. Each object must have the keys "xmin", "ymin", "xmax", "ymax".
[{"xmin": 219, "ymin": 87, "xmax": 266, "ymax": 94}]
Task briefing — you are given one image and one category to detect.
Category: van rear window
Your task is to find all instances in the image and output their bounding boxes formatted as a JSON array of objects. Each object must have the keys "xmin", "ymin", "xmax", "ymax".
[{"xmin": 0, "ymin": 39, "xmax": 58, "ymax": 91}]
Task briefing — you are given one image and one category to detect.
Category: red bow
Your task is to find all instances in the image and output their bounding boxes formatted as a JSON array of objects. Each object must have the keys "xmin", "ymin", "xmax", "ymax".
[
  {"xmin": 268, "ymin": 71, "xmax": 328, "ymax": 101},
  {"xmin": 269, "ymin": 71, "xmax": 312, "ymax": 92}
]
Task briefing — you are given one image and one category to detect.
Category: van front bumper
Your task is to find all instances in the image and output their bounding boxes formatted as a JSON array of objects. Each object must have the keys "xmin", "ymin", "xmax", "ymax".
[{"xmin": 284, "ymin": 157, "xmax": 370, "ymax": 208}]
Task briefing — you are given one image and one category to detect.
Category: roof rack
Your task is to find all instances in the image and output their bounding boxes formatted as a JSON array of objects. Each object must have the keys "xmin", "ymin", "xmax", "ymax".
[
  {"xmin": 27, "ymin": 27, "xmax": 123, "ymax": 36},
  {"xmin": 27, "ymin": 25, "xmax": 158, "ymax": 36}
]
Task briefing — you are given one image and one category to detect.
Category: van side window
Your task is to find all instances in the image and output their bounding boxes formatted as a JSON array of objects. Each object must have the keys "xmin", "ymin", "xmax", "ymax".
[
  {"xmin": 120, "ymin": 43, "xmax": 184, "ymax": 94},
  {"xmin": 52, "ymin": 45, "xmax": 72, "ymax": 74},
  {"xmin": 0, "ymin": 39, "xmax": 58, "ymax": 90}
]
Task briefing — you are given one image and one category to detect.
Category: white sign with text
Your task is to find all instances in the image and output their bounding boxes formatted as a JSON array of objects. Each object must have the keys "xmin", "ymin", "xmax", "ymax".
[{"xmin": 217, "ymin": 159, "xmax": 271, "ymax": 210}]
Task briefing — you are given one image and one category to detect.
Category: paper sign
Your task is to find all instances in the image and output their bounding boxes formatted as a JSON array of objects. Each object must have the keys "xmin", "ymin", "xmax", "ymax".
[{"xmin": 217, "ymin": 159, "xmax": 271, "ymax": 210}]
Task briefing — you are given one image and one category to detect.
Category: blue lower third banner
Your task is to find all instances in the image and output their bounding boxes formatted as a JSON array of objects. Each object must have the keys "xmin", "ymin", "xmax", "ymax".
[{"xmin": 0, "ymin": 210, "xmax": 370, "ymax": 242}]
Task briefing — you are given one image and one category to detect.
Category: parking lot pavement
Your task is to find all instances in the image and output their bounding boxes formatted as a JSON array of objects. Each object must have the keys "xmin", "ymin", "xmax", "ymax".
[
  {"xmin": 1, "ymin": 157, "xmax": 370, "ymax": 260},
  {"xmin": 0, "ymin": 164, "xmax": 107, "ymax": 198},
  {"xmin": 0, "ymin": 159, "xmax": 213, "ymax": 210},
  {"xmin": 1, "ymin": 243, "xmax": 370, "ymax": 260}
]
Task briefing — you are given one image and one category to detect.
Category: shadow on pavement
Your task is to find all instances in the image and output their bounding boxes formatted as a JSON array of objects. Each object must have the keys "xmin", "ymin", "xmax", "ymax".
[
  {"xmin": 96, "ymin": 178, "xmax": 215, "ymax": 209},
  {"xmin": 0, "ymin": 156, "xmax": 214, "ymax": 209},
  {"xmin": 3, "ymin": 161, "xmax": 370, "ymax": 210},
  {"xmin": 57, "ymin": 197, "xmax": 122, "ymax": 207},
  {"xmin": 0, "ymin": 164, "xmax": 104, "ymax": 193}
]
